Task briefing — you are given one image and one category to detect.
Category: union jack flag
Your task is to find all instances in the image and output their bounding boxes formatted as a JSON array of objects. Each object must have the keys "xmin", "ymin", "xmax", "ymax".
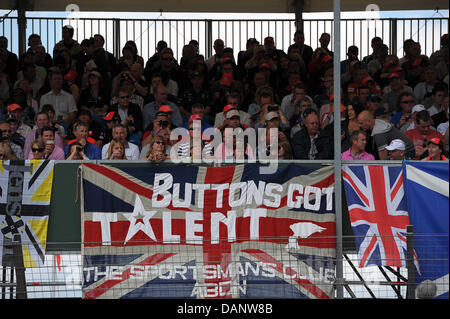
[
  {"xmin": 81, "ymin": 163, "xmax": 336, "ymax": 299},
  {"xmin": 342, "ymin": 165, "xmax": 419, "ymax": 270}
]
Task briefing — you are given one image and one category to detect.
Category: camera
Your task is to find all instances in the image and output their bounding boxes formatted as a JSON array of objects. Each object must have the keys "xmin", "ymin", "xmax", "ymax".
[
  {"xmin": 119, "ymin": 73, "xmax": 130, "ymax": 81},
  {"xmin": 268, "ymin": 105, "xmax": 279, "ymax": 112},
  {"xmin": 159, "ymin": 120, "xmax": 169, "ymax": 129}
]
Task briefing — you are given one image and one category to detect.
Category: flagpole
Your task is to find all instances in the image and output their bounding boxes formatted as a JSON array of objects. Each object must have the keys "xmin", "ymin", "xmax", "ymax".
[{"xmin": 333, "ymin": 0, "xmax": 344, "ymax": 299}]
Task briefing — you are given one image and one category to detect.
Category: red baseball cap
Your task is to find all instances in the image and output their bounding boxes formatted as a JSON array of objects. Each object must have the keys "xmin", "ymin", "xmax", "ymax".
[
  {"xmin": 223, "ymin": 104, "xmax": 236, "ymax": 113},
  {"xmin": 102, "ymin": 111, "xmax": 116, "ymax": 121},
  {"xmin": 7, "ymin": 103, "xmax": 22, "ymax": 112},
  {"xmin": 429, "ymin": 138, "xmax": 442, "ymax": 145},
  {"xmin": 259, "ymin": 63, "xmax": 270, "ymax": 70},
  {"xmin": 189, "ymin": 114, "xmax": 203, "ymax": 122},
  {"xmin": 159, "ymin": 105, "xmax": 173, "ymax": 113},
  {"xmin": 361, "ymin": 76, "xmax": 374, "ymax": 85}
]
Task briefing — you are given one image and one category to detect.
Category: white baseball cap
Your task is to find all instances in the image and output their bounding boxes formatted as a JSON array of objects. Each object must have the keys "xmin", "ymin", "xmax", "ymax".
[
  {"xmin": 386, "ymin": 139, "xmax": 406, "ymax": 151},
  {"xmin": 411, "ymin": 104, "xmax": 425, "ymax": 113}
]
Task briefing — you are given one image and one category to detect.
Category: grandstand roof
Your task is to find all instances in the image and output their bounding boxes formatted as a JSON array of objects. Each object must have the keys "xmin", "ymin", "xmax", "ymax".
[{"xmin": 2, "ymin": 0, "xmax": 449, "ymax": 13}]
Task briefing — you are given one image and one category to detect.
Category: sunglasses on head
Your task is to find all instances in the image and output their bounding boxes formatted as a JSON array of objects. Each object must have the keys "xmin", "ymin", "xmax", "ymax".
[{"xmin": 32, "ymin": 147, "xmax": 44, "ymax": 152}]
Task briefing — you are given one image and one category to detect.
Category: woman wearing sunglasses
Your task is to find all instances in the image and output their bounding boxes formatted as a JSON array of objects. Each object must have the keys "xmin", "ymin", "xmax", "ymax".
[
  {"xmin": 29, "ymin": 139, "xmax": 46, "ymax": 160},
  {"xmin": 141, "ymin": 136, "xmax": 168, "ymax": 162}
]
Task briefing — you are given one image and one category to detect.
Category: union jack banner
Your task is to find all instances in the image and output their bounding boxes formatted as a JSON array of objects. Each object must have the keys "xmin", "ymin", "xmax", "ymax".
[
  {"xmin": 342, "ymin": 165, "xmax": 419, "ymax": 270},
  {"xmin": 0, "ymin": 160, "xmax": 55, "ymax": 268},
  {"xmin": 81, "ymin": 163, "xmax": 336, "ymax": 299}
]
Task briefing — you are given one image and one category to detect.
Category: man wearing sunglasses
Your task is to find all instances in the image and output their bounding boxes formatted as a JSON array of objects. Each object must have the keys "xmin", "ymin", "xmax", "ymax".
[
  {"xmin": 107, "ymin": 88, "xmax": 144, "ymax": 136},
  {"xmin": 28, "ymin": 126, "xmax": 65, "ymax": 160}
]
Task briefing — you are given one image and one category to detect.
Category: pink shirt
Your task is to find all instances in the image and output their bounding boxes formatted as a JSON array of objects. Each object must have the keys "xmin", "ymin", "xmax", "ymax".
[{"xmin": 341, "ymin": 149, "xmax": 375, "ymax": 160}]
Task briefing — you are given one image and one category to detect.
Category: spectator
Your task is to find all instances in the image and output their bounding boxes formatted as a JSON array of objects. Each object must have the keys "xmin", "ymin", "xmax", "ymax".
[
  {"xmin": 206, "ymin": 39, "xmax": 225, "ymax": 71},
  {"xmin": 0, "ymin": 121, "xmax": 23, "ymax": 159},
  {"xmin": 108, "ymin": 87, "xmax": 144, "ymax": 136},
  {"xmin": 23, "ymin": 111, "xmax": 64, "ymax": 159},
  {"xmin": 292, "ymin": 111, "xmax": 332, "ymax": 160},
  {"xmin": 93, "ymin": 33, "xmax": 118, "ymax": 77},
  {"xmin": 405, "ymin": 110, "xmax": 444, "ymax": 159},
  {"xmin": 413, "ymin": 65, "xmax": 439, "ymax": 105},
  {"xmin": 99, "ymin": 111, "xmax": 121, "ymax": 146},
  {"xmin": 41, "ymin": 104, "xmax": 66, "ymax": 138},
  {"xmin": 0, "ymin": 36, "xmax": 19, "ymax": 82},
  {"xmin": 424, "ymin": 138, "xmax": 447, "ymax": 161},
  {"xmin": 39, "ymin": 68, "xmax": 77, "ymax": 126},
  {"xmin": 6, "ymin": 117, "xmax": 25, "ymax": 148},
  {"xmin": 107, "ymin": 138, "xmax": 127, "ymax": 160},
  {"xmin": 14, "ymin": 62, "xmax": 43, "ymax": 99},
  {"xmin": 29, "ymin": 139, "xmax": 46, "ymax": 160},
  {"xmin": 66, "ymin": 141, "xmax": 89, "ymax": 160},
  {"xmin": 346, "ymin": 104, "xmax": 362, "ymax": 134},
  {"xmin": 384, "ymin": 139, "xmax": 407, "ymax": 160},
  {"xmin": 214, "ymin": 92, "xmax": 251, "ymax": 127},
  {"xmin": 63, "ymin": 122, "xmax": 101, "ymax": 159},
  {"xmin": 144, "ymin": 40, "xmax": 167, "ymax": 80},
  {"xmin": 280, "ymin": 82, "xmax": 314, "ymax": 123},
  {"xmin": 141, "ymin": 135, "xmax": 168, "ymax": 162},
  {"xmin": 101, "ymin": 123, "xmax": 139, "ymax": 160},
  {"xmin": 392, "ymin": 92, "xmax": 416, "ymax": 128},
  {"xmin": 248, "ymin": 86, "xmax": 275, "ymax": 126},
  {"xmin": 143, "ymin": 84, "xmax": 182, "ymax": 129},
  {"xmin": 290, "ymin": 30, "xmax": 313, "ymax": 68},
  {"xmin": 357, "ymin": 110, "xmax": 415, "ymax": 160},
  {"xmin": 7, "ymin": 103, "xmax": 31, "ymax": 138},
  {"xmin": 36, "ymin": 126, "xmax": 65, "ymax": 160},
  {"xmin": 0, "ymin": 140, "xmax": 17, "ymax": 160},
  {"xmin": 381, "ymin": 73, "xmax": 411, "ymax": 113},
  {"xmin": 66, "ymin": 108, "xmax": 104, "ymax": 146},
  {"xmin": 78, "ymin": 70, "xmax": 110, "ymax": 115},
  {"xmin": 341, "ymin": 130, "xmax": 375, "ymax": 160},
  {"xmin": 318, "ymin": 32, "xmax": 333, "ymax": 56},
  {"xmin": 53, "ymin": 25, "xmax": 82, "ymax": 60},
  {"xmin": 178, "ymin": 71, "xmax": 212, "ymax": 118},
  {"xmin": 427, "ymin": 82, "xmax": 448, "ymax": 117},
  {"xmin": 0, "ymin": 52, "xmax": 12, "ymax": 105}
]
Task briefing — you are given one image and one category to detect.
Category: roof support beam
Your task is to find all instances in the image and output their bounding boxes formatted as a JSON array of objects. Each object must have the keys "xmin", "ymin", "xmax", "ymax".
[
  {"xmin": 295, "ymin": 0, "xmax": 304, "ymax": 32},
  {"xmin": 17, "ymin": 0, "xmax": 27, "ymax": 57}
]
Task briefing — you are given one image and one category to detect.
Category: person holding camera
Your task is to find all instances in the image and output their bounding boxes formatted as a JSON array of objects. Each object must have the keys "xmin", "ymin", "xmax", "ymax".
[
  {"xmin": 66, "ymin": 141, "xmax": 89, "ymax": 160},
  {"xmin": 140, "ymin": 111, "xmax": 173, "ymax": 148},
  {"xmin": 107, "ymin": 87, "xmax": 144, "ymax": 141},
  {"xmin": 255, "ymin": 104, "xmax": 289, "ymax": 132},
  {"xmin": 64, "ymin": 122, "xmax": 101, "ymax": 159}
]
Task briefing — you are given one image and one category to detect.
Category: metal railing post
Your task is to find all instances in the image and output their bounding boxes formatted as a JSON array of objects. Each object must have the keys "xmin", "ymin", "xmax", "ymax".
[
  {"xmin": 390, "ymin": 19, "xmax": 398, "ymax": 56},
  {"xmin": 205, "ymin": 19, "xmax": 213, "ymax": 59},
  {"xmin": 113, "ymin": 18, "xmax": 121, "ymax": 59},
  {"xmin": 406, "ymin": 225, "xmax": 415, "ymax": 299},
  {"xmin": 333, "ymin": 0, "xmax": 344, "ymax": 300}
]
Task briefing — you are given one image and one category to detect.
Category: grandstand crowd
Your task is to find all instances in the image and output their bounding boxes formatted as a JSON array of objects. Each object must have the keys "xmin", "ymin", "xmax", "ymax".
[{"xmin": 0, "ymin": 25, "xmax": 448, "ymax": 162}]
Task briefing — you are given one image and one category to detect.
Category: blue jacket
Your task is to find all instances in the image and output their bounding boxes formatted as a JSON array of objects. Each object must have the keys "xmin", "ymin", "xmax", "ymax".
[{"xmin": 64, "ymin": 142, "xmax": 102, "ymax": 159}]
